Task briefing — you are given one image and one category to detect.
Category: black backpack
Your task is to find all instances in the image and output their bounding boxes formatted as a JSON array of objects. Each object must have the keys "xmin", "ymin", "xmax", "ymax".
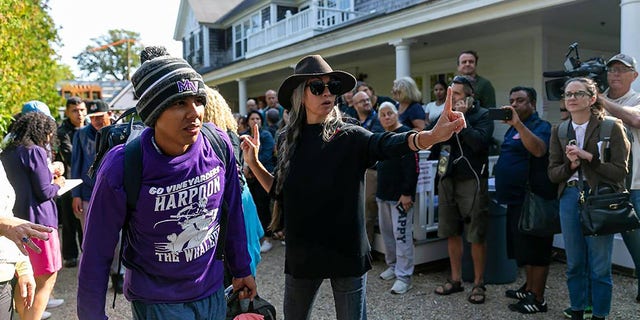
[{"xmin": 92, "ymin": 108, "xmax": 233, "ymax": 307}]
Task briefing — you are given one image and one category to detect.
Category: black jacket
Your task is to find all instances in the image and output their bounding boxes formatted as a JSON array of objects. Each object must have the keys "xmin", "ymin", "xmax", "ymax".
[
  {"xmin": 55, "ymin": 119, "xmax": 80, "ymax": 178},
  {"xmin": 436, "ymin": 105, "xmax": 494, "ymax": 180}
]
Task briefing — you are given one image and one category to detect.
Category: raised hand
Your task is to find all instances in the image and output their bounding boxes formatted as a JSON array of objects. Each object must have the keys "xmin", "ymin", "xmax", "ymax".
[{"xmin": 240, "ymin": 124, "xmax": 261, "ymax": 167}]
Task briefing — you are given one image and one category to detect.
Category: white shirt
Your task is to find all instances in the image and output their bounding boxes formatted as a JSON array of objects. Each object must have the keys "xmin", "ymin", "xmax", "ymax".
[{"xmin": 568, "ymin": 121, "xmax": 589, "ymax": 182}]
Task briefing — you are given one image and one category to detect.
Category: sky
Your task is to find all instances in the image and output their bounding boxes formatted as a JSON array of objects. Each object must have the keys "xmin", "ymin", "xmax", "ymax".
[{"xmin": 47, "ymin": 0, "xmax": 183, "ymax": 79}]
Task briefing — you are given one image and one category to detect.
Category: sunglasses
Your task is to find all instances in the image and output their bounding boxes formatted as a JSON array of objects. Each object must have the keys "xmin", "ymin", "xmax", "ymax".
[{"xmin": 306, "ymin": 80, "xmax": 342, "ymax": 96}]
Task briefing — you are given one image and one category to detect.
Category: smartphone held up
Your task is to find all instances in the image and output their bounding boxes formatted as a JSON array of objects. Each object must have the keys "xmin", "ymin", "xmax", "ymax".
[{"xmin": 488, "ymin": 108, "xmax": 513, "ymax": 121}]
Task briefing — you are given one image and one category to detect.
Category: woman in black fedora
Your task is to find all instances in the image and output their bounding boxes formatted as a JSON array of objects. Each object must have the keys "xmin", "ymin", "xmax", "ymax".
[{"xmin": 241, "ymin": 54, "xmax": 465, "ymax": 319}]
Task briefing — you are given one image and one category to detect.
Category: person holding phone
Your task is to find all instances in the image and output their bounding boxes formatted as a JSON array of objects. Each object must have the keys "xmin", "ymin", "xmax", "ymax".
[
  {"xmin": 494, "ymin": 87, "xmax": 555, "ymax": 314},
  {"xmin": 375, "ymin": 102, "xmax": 418, "ymax": 295},
  {"xmin": 432, "ymin": 75, "xmax": 494, "ymax": 305}
]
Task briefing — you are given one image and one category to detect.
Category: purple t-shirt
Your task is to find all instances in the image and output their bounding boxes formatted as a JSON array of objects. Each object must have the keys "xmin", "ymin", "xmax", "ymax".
[
  {"xmin": 77, "ymin": 127, "xmax": 250, "ymax": 319},
  {"xmin": 0, "ymin": 145, "xmax": 59, "ymax": 227}
]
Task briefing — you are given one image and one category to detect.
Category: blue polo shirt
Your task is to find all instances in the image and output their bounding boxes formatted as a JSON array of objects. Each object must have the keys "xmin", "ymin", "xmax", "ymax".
[{"xmin": 494, "ymin": 112, "xmax": 552, "ymax": 205}]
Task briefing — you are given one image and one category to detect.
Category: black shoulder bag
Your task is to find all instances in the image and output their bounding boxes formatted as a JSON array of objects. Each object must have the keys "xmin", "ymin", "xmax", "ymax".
[{"xmin": 578, "ymin": 168, "xmax": 640, "ymax": 236}]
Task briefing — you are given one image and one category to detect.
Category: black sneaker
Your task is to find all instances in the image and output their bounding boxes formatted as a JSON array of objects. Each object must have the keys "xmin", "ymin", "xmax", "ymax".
[
  {"xmin": 508, "ymin": 292, "xmax": 548, "ymax": 314},
  {"xmin": 505, "ymin": 282, "xmax": 528, "ymax": 300}
]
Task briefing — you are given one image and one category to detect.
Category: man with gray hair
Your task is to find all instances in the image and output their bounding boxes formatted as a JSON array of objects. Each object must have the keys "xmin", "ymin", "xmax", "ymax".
[{"xmin": 598, "ymin": 53, "xmax": 640, "ymax": 305}]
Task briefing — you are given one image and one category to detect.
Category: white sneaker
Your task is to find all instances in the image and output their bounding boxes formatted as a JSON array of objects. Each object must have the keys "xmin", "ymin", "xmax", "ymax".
[
  {"xmin": 379, "ymin": 267, "xmax": 396, "ymax": 281},
  {"xmin": 41, "ymin": 310, "xmax": 52, "ymax": 320},
  {"xmin": 260, "ymin": 240, "xmax": 273, "ymax": 253},
  {"xmin": 46, "ymin": 298, "xmax": 64, "ymax": 309},
  {"xmin": 390, "ymin": 279, "xmax": 413, "ymax": 294}
]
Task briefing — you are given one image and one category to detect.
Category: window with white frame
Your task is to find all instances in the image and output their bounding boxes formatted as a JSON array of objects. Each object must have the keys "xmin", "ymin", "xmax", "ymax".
[{"xmin": 232, "ymin": 6, "xmax": 272, "ymax": 59}]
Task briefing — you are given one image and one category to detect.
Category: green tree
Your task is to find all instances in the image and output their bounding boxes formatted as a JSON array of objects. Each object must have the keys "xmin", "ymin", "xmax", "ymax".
[
  {"xmin": 74, "ymin": 29, "xmax": 143, "ymax": 81},
  {"xmin": 0, "ymin": 0, "xmax": 66, "ymax": 134}
]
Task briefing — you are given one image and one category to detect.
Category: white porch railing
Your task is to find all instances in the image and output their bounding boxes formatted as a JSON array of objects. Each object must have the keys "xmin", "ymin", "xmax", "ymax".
[{"xmin": 246, "ymin": 6, "xmax": 369, "ymax": 56}]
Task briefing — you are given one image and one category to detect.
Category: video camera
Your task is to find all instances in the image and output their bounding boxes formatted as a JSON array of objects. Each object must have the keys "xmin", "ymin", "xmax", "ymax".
[{"xmin": 543, "ymin": 42, "xmax": 608, "ymax": 100}]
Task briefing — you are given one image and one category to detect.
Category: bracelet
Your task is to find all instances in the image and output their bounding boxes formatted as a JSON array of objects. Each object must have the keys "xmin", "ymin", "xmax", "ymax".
[
  {"xmin": 413, "ymin": 132, "xmax": 427, "ymax": 150},
  {"xmin": 412, "ymin": 132, "xmax": 420, "ymax": 150}
]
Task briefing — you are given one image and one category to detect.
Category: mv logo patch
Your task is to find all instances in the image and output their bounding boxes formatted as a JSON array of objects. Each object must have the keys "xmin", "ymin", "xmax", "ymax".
[{"xmin": 177, "ymin": 79, "xmax": 198, "ymax": 93}]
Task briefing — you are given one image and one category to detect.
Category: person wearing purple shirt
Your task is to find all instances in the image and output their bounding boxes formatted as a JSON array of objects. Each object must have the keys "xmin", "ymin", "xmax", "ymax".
[
  {"xmin": 77, "ymin": 46, "xmax": 256, "ymax": 320},
  {"xmin": 1, "ymin": 110, "xmax": 65, "ymax": 320}
]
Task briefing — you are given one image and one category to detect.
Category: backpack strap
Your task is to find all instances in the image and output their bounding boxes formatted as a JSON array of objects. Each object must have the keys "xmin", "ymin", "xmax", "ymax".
[
  {"xmin": 557, "ymin": 119, "xmax": 570, "ymax": 147},
  {"xmin": 111, "ymin": 135, "xmax": 142, "ymax": 308},
  {"xmin": 200, "ymin": 123, "xmax": 231, "ymax": 261},
  {"xmin": 599, "ymin": 116, "xmax": 616, "ymax": 142}
]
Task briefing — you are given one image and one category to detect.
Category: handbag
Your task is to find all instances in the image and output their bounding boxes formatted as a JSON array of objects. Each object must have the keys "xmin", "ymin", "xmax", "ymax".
[
  {"xmin": 226, "ymin": 286, "xmax": 276, "ymax": 320},
  {"xmin": 518, "ymin": 152, "xmax": 561, "ymax": 236},
  {"xmin": 519, "ymin": 190, "xmax": 561, "ymax": 236},
  {"xmin": 578, "ymin": 169, "xmax": 640, "ymax": 236}
]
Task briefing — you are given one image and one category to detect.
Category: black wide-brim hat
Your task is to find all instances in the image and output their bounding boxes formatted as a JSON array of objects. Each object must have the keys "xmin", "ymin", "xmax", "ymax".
[{"xmin": 278, "ymin": 55, "xmax": 356, "ymax": 110}]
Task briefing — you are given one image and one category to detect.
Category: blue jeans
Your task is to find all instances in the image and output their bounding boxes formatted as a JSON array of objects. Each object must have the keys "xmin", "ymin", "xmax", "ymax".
[
  {"xmin": 560, "ymin": 186, "xmax": 614, "ymax": 318},
  {"xmin": 626, "ymin": 190, "xmax": 640, "ymax": 295},
  {"xmin": 131, "ymin": 286, "xmax": 225, "ymax": 320},
  {"xmin": 283, "ymin": 273, "xmax": 367, "ymax": 320}
]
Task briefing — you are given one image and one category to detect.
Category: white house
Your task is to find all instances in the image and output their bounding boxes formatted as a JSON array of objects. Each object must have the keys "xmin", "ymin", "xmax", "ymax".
[{"xmin": 175, "ymin": 0, "xmax": 640, "ymax": 268}]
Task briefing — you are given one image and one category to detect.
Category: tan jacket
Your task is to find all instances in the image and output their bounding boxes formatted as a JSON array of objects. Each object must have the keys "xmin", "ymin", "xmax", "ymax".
[{"xmin": 548, "ymin": 114, "xmax": 630, "ymax": 198}]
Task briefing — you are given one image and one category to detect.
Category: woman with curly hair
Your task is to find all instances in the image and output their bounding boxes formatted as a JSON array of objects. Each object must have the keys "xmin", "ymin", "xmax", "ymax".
[
  {"xmin": 1, "ymin": 110, "xmax": 65, "ymax": 320},
  {"xmin": 203, "ymin": 86, "xmax": 264, "ymax": 277}
]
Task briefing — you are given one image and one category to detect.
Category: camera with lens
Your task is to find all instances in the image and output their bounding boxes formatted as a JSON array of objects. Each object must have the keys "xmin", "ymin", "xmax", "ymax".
[{"xmin": 543, "ymin": 42, "xmax": 608, "ymax": 101}]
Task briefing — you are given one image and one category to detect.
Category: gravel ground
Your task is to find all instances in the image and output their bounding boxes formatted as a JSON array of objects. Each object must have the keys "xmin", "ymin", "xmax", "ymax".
[{"xmin": 45, "ymin": 243, "xmax": 640, "ymax": 320}]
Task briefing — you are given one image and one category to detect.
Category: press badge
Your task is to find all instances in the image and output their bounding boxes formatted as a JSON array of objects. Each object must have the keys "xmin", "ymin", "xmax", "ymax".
[{"xmin": 438, "ymin": 145, "xmax": 451, "ymax": 176}]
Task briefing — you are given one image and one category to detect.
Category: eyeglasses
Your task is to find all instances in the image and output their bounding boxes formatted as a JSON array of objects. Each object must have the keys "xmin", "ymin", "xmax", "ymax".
[
  {"xmin": 306, "ymin": 80, "xmax": 342, "ymax": 96},
  {"xmin": 355, "ymin": 97, "xmax": 371, "ymax": 105},
  {"xmin": 561, "ymin": 90, "xmax": 592, "ymax": 99},
  {"xmin": 607, "ymin": 66, "xmax": 635, "ymax": 74}
]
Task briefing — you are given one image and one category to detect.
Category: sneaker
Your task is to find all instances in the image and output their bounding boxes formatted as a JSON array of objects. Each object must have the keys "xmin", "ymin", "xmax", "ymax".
[
  {"xmin": 46, "ymin": 298, "xmax": 64, "ymax": 309},
  {"xmin": 260, "ymin": 240, "xmax": 273, "ymax": 253},
  {"xmin": 379, "ymin": 267, "xmax": 396, "ymax": 281},
  {"xmin": 508, "ymin": 292, "xmax": 547, "ymax": 314},
  {"xmin": 505, "ymin": 282, "xmax": 528, "ymax": 300},
  {"xmin": 563, "ymin": 306, "xmax": 592, "ymax": 319},
  {"xmin": 585, "ymin": 306, "xmax": 593, "ymax": 320},
  {"xmin": 41, "ymin": 311, "xmax": 52, "ymax": 320},
  {"xmin": 390, "ymin": 279, "xmax": 412, "ymax": 294}
]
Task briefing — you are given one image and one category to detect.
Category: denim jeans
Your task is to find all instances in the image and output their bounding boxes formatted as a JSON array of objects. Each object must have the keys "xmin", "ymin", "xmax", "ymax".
[
  {"xmin": 131, "ymin": 286, "xmax": 225, "ymax": 320},
  {"xmin": 626, "ymin": 190, "xmax": 640, "ymax": 295},
  {"xmin": 283, "ymin": 273, "xmax": 367, "ymax": 320},
  {"xmin": 560, "ymin": 186, "xmax": 613, "ymax": 318}
]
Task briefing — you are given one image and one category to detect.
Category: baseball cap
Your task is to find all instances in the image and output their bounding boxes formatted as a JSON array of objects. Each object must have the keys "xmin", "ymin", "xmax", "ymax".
[
  {"xmin": 21, "ymin": 100, "xmax": 54, "ymax": 119},
  {"xmin": 86, "ymin": 100, "xmax": 110, "ymax": 117},
  {"xmin": 607, "ymin": 53, "xmax": 637, "ymax": 69}
]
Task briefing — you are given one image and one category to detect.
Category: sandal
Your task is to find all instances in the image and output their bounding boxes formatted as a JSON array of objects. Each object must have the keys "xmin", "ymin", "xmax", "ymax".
[
  {"xmin": 434, "ymin": 278, "xmax": 464, "ymax": 295},
  {"xmin": 468, "ymin": 283, "xmax": 486, "ymax": 304}
]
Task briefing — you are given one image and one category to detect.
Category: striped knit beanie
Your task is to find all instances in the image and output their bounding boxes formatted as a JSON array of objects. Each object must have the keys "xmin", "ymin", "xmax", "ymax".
[{"xmin": 132, "ymin": 48, "xmax": 207, "ymax": 126}]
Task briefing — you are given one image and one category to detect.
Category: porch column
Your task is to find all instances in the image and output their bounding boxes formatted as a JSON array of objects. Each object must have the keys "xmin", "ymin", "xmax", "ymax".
[
  {"xmin": 621, "ymin": 0, "xmax": 640, "ymax": 90},
  {"xmin": 237, "ymin": 78, "xmax": 247, "ymax": 115},
  {"xmin": 389, "ymin": 39, "xmax": 415, "ymax": 79}
]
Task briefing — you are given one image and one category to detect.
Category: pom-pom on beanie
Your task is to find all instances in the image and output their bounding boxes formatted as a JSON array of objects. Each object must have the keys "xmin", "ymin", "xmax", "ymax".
[{"xmin": 132, "ymin": 46, "xmax": 207, "ymax": 126}]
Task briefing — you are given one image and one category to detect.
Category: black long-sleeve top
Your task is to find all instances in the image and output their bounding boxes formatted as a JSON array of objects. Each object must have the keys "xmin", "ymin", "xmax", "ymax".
[
  {"xmin": 376, "ymin": 125, "xmax": 418, "ymax": 201},
  {"xmin": 275, "ymin": 123, "xmax": 412, "ymax": 278},
  {"xmin": 440, "ymin": 105, "xmax": 494, "ymax": 179}
]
